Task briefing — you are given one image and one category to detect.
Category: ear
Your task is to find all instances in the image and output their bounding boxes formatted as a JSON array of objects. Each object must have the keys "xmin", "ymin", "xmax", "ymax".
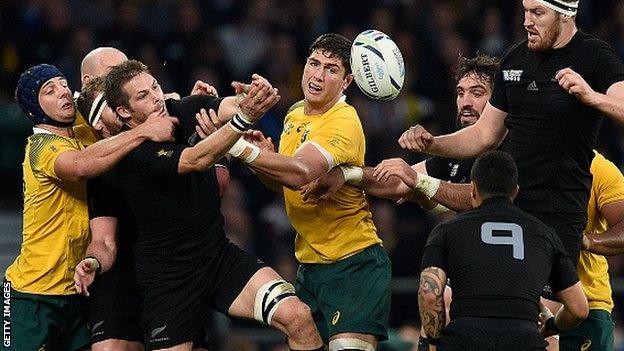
[
  {"xmin": 510, "ymin": 185, "xmax": 519, "ymax": 201},
  {"xmin": 343, "ymin": 73, "xmax": 354, "ymax": 91},
  {"xmin": 470, "ymin": 181, "xmax": 477, "ymax": 201},
  {"xmin": 116, "ymin": 105, "xmax": 131, "ymax": 120}
]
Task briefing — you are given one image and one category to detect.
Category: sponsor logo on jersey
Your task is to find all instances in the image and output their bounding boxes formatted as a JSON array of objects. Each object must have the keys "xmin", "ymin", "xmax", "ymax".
[
  {"xmin": 332, "ymin": 311, "xmax": 341, "ymax": 325},
  {"xmin": 502, "ymin": 70, "xmax": 523, "ymax": 82}
]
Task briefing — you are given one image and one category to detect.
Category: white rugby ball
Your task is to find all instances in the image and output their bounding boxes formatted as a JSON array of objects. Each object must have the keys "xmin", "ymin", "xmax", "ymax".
[{"xmin": 351, "ymin": 30, "xmax": 405, "ymax": 100}]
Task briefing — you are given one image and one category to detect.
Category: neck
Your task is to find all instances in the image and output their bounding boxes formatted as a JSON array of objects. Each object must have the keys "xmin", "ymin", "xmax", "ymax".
[
  {"xmin": 304, "ymin": 95, "xmax": 342, "ymax": 115},
  {"xmin": 553, "ymin": 23, "xmax": 577, "ymax": 49},
  {"xmin": 36, "ymin": 124, "xmax": 74, "ymax": 138}
]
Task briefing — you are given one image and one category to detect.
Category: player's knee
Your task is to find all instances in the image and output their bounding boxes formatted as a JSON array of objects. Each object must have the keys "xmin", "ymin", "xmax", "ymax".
[
  {"xmin": 328, "ymin": 338, "xmax": 375, "ymax": 351},
  {"xmin": 276, "ymin": 298, "xmax": 315, "ymax": 331}
]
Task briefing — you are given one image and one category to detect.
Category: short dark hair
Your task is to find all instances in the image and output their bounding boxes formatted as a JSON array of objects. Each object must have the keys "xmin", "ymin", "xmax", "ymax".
[
  {"xmin": 470, "ymin": 151, "xmax": 518, "ymax": 199},
  {"xmin": 308, "ymin": 33, "xmax": 352, "ymax": 75},
  {"xmin": 105, "ymin": 60, "xmax": 149, "ymax": 110},
  {"xmin": 76, "ymin": 76, "xmax": 106, "ymax": 121},
  {"xmin": 453, "ymin": 53, "xmax": 499, "ymax": 87}
]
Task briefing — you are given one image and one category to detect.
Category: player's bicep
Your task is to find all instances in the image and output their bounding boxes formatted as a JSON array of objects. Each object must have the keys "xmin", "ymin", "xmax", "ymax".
[
  {"xmin": 294, "ymin": 142, "xmax": 332, "ymax": 178},
  {"xmin": 599, "ymin": 199, "xmax": 624, "ymax": 228},
  {"xmin": 475, "ymin": 103, "xmax": 508, "ymax": 148},
  {"xmin": 89, "ymin": 216, "xmax": 118, "ymax": 248},
  {"xmin": 54, "ymin": 149, "xmax": 83, "ymax": 182}
]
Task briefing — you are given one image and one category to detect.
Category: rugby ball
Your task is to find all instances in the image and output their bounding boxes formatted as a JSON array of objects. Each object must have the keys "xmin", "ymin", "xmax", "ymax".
[{"xmin": 351, "ymin": 30, "xmax": 405, "ymax": 100}]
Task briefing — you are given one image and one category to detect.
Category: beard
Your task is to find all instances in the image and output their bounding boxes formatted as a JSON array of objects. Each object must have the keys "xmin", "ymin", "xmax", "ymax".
[
  {"xmin": 455, "ymin": 108, "xmax": 480, "ymax": 129},
  {"xmin": 527, "ymin": 18, "xmax": 562, "ymax": 52}
]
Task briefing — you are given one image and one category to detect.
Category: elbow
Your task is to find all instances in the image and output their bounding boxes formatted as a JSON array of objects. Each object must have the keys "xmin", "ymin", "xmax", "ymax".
[
  {"xmin": 283, "ymin": 163, "xmax": 317, "ymax": 189},
  {"xmin": 571, "ymin": 299, "xmax": 589, "ymax": 321}
]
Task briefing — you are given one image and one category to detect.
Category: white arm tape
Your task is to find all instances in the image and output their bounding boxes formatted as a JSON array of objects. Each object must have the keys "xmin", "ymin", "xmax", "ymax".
[
  {"xmin": 227, "ymin": 138, "xmax": 260, "ymax": 164},
  {"xmin": 416, "ymin": 173, "xmax": 441, "ymax": 199},
  {"xmin": 430, "ymin": 203, "xmax": 450, "ymax": 214},
  {"xmin": 340, "ymin": 166, "xmax": 363, "ymax": 185}
]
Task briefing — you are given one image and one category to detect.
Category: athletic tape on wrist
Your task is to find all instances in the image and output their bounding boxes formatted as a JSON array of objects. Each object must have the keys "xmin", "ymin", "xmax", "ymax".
[
  {"xmin": 430, "ymin": 203, "xmax": 450, "ymax": 214},
  {"xmin": 340, "ymin": 166, "xmax": 363, "ymax": 185},
  {"xmin": 227, "ymin": 138, "xmax": 260, "ymax": 164},
  {"xmin": 416, "ymin": 174, "xmax": 441, "ymax": 199},
  {"xmin": 229, "ymin": 113, "xmax": 253, "ymax": 133}
]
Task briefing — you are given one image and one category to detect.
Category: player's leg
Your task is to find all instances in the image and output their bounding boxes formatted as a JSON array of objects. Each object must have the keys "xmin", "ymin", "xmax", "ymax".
[
  {"xmin": 227, "ymin": 266, "xmax": 324, "ymax": 350},
  {"xmin": 209, "ymin": 242, "xmax": 323, "ymax": 350},
  {"xmin": 88, "ymin": 271, "xmax": 145, "ymax": 351},
  {"xmin": 418, "ymin": 284, "xmax": 452, "ymax": 350},
  {"xmin": 315, "ymin": 245, "xmax": 392, "ymax": 351}
]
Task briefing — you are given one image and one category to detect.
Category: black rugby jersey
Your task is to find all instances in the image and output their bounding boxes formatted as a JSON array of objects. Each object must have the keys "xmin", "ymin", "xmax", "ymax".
[
  {"xmin": 490, "ymin": 31, "xmax": 624, "ymax": 213},
  {"xmin": 425, "ymin": 156, "xmax": 474, "ymax": 184},
  {"xmin": 115, "ymin": 95, "xmax": 226, "ymax": 274},
  {"xmin": 421, "ymin": 198, "xmax": 578, "ymax": 321}
]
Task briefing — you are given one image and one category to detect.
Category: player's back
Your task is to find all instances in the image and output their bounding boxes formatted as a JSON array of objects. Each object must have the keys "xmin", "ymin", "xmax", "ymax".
[{"xmin": 426, "ymin": 197, "xmax": 571, "ymax": 322}]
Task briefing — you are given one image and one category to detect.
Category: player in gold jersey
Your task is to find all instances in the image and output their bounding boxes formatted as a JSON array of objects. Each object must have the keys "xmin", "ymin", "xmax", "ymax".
[
  {"xmin": 229, "ymin": 33, "xmax": 390, "ymax": 350},
  {"xmin": 568, "ymin": 152, "xmax": 624, "ymax": 351},
  {"xmin": 5, "ymin": 63, "xmax": 176, "ymax": 350}
]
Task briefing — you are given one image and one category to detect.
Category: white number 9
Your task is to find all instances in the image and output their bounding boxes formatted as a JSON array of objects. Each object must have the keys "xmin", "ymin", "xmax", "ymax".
[{"xmin": 480, "ymin": 222, "xmax": 524, "ymax": 260}]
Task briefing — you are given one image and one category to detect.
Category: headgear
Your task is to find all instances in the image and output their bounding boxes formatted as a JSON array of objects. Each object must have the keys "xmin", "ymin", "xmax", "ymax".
[{"xmin": 15, "ymin": 64, "xmax": 73, "ymax": 127}]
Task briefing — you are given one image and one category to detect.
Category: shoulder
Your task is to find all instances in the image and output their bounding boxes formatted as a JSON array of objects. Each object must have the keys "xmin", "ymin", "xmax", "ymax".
[
  {"xmin": 578, "ymin": 32, "xmax": 612, "ymax": 50},
  {"xmin": 500, "ymin": 41, "xmax": 528, "ymax": 64}
]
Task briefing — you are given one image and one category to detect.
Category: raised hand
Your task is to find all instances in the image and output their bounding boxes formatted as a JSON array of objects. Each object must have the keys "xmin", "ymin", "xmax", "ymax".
[
  {"xmin": 556, "ymin": 67, "xmax": 597, "ymax": 106},
  {"xmin": 195, "ymin": 108, "xmax": 222, "ymax": 139},
  {"xmin": 138, "ymin": 112, "xmax": 179, "ymax": 142},
  {"xmin": 191, "ymin": 80, "xmax": 219, "ymax": 97},
  {"xmin": 235, "ymin": 74, "xmax": 281, "ymax": 123},
  {"xmin": 243, "ymin": 129, "xmax": 276, "ymax": 152},
  {"xmin": 398, "ymin": 125, "xmax": 434, "ymax": 152}
]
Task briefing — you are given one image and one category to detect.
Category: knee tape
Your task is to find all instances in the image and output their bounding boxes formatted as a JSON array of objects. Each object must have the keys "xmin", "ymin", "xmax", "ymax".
[
  {"xmin": 254, "ymin": 279, "xmax": 296, "ymax": 325},
  {"xmin": 328, "ymin": 338, "xmax": 375, "ymax": 351}
]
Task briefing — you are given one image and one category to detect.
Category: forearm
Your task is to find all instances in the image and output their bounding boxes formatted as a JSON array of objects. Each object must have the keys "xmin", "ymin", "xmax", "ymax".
[
  {"xmin": 217, "ymin": 96, "xmax": 239, "ymax": 123},
  {"xmin": 247, "ymin": 153, "xmax": 322, "ymax": 189},
  {"xmin": 85, "ymin": 240, "xmax": 116, "ymax": 274},
  {"xmin": 179, "ymin": 124, "xmax": 242, "ymax": 173},
  {"xmin": 591, "ymin": 93, "xmax": 624, "ymax": 126},
  {"xmin": 584, "ymin": 227, "xmax": 624, "ymax": 256},
  {"xmin": 554, "ymin": 305, "xmax": 584, "ymax": 331},
  {"xmin": 72, "ymin": 129, "xmax": 148, "ymax": 180},
  {"xmin": 429, "ymin": 128, "xmax": 492, "ymax": 159},
  {"xmin": 431, "ymin": 182, "xmax": 472, "ymax": 212},
  {"xmin": 418, "ymin": 268, "xmax": 446, "ymax": 340},
  {"xmin": 360, "ymin": 167, "xmax": 410, "ymax": 199}
]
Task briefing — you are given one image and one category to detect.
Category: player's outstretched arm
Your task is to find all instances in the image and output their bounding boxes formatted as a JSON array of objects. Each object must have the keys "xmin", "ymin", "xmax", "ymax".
[
  {"xmin": 583, "ymin": 198, "xmax": 624, "ymax": 255},
  {"xmin": 54, "ymin": 114, "xmax": 177, "ymax": 183},
  {"xmin": 399, "ymin": 103, "xmax": 507, "ymax": 159},
  {"xmin": 178, "ymin": 82, "xmax": 279, "ymax": 173},
  {"xmin": 418, "ymin": 266, "xmax": 447, "ymax": 348},
  {"xmin": 74, "ymin": 216, "xmax": 118, "ymax": 297}
]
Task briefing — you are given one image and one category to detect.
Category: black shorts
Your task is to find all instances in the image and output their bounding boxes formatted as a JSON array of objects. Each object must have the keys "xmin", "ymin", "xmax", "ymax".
[
  {"xmin": 139, "ymin": 241, "xmax": 266, "ymax": 350},
  {"xmin": 527, "ymin": 211, "xmax": 585, "ymax": 266},
  {"xmin": 87, "ymin": 268, "xmax": 143, "ymax": 344},
  {"xmin": 439, "ymin": 317, "xmax": 547, "ymax": 351}
]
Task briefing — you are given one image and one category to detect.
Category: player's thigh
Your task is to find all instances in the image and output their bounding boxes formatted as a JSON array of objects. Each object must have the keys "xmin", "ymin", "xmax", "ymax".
[
  {"xmin": 312, "ymin": 245, "xmax": 392, "ymax": 342},
  {"xmin": 559, "ymin": 309, "xmax": 614, "ymax": 351}
]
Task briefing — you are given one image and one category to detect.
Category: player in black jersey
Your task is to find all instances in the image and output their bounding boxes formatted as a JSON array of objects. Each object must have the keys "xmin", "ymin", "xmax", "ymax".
[
  {"xmin": 419, "ymin": 151, "xmax": 587, "ymax": 350},
  {"xmin": 74, "ymin": 71, "xmax": 225, "ymax": 351},
  {"xmin": 396, "ymin": 0, "xmax": 624, "ymax": 268},
  {"xmin": 99, "ymin": 60, "xmax": 323, "ymax": 351}
]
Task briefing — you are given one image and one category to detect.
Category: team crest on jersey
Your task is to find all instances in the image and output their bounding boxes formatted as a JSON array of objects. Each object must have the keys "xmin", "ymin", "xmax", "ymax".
[
  {"xmin": 449, "ymin": 163, "xmax": 459, "ymax": 177},
  {"xmin": 502, "ymin": 70, "xmax": 523, "ymax": 82},
  {"xmin": 300, "ymin": 128, "xmax": 310, "ymax": 143},
  {"xmin": 283, "ymin": 122, "xmax": 294, "ymax": 135},
  {"xmin": 157, "ymin": 149, "xmax": 173, "ymax": 157}
]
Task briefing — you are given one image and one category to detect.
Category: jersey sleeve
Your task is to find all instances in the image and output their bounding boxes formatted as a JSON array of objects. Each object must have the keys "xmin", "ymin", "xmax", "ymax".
[
  {"xmin": 489, "ymin": 44, "xmax": 516, "ymax": 112},
  {"xmin": 425, "ymin": 156, "xmax": 452, "ymax": 180},
  {"xmin": 119, "ymin": 141, "xmax": 186, "ymax": 179},
  {"xmin": 30, "ymin": 134, "xmax": 80, "ymax": 181},
  {"xmin": 590, "ymin": 41, "xmax": 624, "ymax": 94},
  {"xmin": 593, "ymin": 154, "xmax": 624, "ymax": 209},
  {"xmin": 421, "ymin": 223, "xmax": 447, "ymax": 271},
  {"xmin": 547, "ymin": 229, "xmax": 580, "ymax": 293},
  {"xmin": 306, "ymin": 110, "xmax": 363, "ymax": 168}
]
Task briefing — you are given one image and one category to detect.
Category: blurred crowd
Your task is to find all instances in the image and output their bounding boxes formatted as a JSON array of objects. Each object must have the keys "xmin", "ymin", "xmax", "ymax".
[{"xmin": 3, "ymin": 0, "xmax": 624, "ymax": 349}]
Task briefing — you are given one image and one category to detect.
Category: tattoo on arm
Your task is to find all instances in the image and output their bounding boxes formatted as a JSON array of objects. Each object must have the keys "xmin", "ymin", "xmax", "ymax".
[{"xmin": 418, "ymin": 267, "xmax": 447, "ymax": 339}]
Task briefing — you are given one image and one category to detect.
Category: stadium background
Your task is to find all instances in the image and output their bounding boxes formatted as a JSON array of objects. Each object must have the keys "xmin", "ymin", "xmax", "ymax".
[{"xmin": 1, "ymin": 0, "xmax": 624, "ymax": 349}]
